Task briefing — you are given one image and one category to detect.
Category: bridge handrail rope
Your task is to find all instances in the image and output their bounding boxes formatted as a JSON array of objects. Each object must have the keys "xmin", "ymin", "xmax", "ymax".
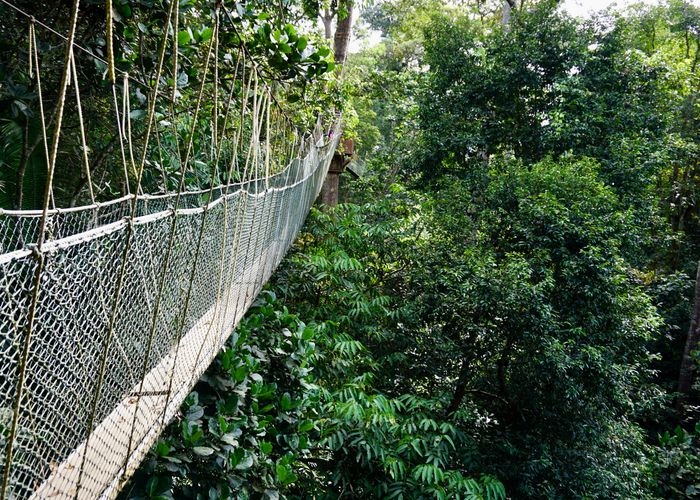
[{"xmin": 0, "ymin": 1, "xmax": 339, "ymax": 498}]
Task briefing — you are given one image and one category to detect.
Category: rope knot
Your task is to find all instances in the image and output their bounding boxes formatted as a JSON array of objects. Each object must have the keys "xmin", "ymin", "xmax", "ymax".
[{"xmin": 27, "ymin": 243, "xmax": 42, "ymax": 261}]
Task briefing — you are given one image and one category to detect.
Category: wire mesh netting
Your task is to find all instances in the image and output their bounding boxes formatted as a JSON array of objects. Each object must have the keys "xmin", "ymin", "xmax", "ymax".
[
  {"xmin": 0, "ymin": 133, "xmax": 338, "ymax": 499},
  {"xmin": 0, "ymin": 162, "xmax": 317, "ymax": 255}
]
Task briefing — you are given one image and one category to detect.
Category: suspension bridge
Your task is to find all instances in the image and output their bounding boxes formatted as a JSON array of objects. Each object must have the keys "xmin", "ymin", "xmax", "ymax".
[{"xmin": 0, "ymin": 0, "xmax": 337, "ymax": 497}]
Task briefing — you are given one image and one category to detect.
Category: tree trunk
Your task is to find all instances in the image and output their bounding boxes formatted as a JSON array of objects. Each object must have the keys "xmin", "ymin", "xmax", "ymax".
[
  {"xmin": 502, "ymin": 0, "xmax": 514, "ymax": 26},
  {"xmin": 333, "ymin": 1, "xmax": 353, "ymax": 66},
  {"xmin": 446, "ymin": 359, "xmax": 470, "ymax": 416},
  {"xmin": 677, "ymin": 260, "xmax": 700, "ymax": 412},
  {"xmin": 320, "ymin": 153, "xmax": 346, "ymax": 207},
  {"xmin": 319, "ymin": 1, "xmax": 354, "ymax": 208},
  {"xmin": 322, "ymin": 8, "xmax": 333, "ymax": 40},
  {"xmin": 15, "ymin": 120, "xmax": 30, "ymax": 210}
]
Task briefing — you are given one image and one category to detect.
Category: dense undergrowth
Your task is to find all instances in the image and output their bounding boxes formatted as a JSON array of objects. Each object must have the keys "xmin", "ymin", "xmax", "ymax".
[
  {"xmin": 125, "ymin": 188, "xmax": 698, "ymax": 498},
  {"xmin": 123, "ymin": 202, "xmax": 508, "ymax": 499}
]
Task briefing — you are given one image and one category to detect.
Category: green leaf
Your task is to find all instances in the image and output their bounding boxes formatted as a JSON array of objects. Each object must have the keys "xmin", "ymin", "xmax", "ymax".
[
  {"xmin": 260, "ymin": 440, "xmax": 273, "ymax": 455},
  {"xmin": 280, "ymin": 393, "xmax": 294, "ymax": 411},
  {"xmin": 199, "ymin": 27, "xmax": 213, "ymax": 42},
  {"xmin": 235, "ymin": 454, "xmax": 254, "ymax": 470},
  {"xmin": 286, "ymin": 433, "xmax": 300, "ymax": 450},
  {"xmin": 234, "ymin": 365, "xmax": 248, "ymax": 382},
  {"xmin": 220, "ymin": 433, "xmax": 238, "ymax": 446},
  {"xmin": 276, "ymin": 462, "xmax": 288, "ymax": 483},
  {"xmin": 276, "ymin": 461, "xmax": 297, "ymax": 486},
  {"xmin": 301, "ymin": 326, "xmax": 314, "ymax": 340},
  {"xmin": 154, "ymin": 441, "xmax": 170, "ymax": 457},
  {"xmin": 178, "ymin": 30, "xmax": 191, "ymax": 46},
  {"xmin": 185, "ymin": 405, "xmax": 204, "ymax": 421},
  {"xmin": 298, "ymin": 420, "xmax": 314, "ymax": 433},
  {"xmin": 116, "ymin": 3, "xmax": 132, "ymax": 18},
  {"xmin": 217, "ymin": 415, "xmax": 227, "ymax": 434},
  {"xmin": 192, "ymin": 446, "xmax": 214, "ymax": 456}
]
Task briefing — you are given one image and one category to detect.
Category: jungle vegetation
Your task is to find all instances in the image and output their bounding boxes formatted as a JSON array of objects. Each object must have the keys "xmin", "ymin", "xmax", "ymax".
[{"xmin": 1, "ymin": 0, "xmax": 699, "ymax": 498}]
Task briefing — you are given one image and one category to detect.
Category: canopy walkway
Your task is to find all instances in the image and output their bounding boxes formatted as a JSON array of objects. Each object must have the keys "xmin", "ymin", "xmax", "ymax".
[{"xmin": 0, "ymin": 1, "xmax": 337, "ymax": 498}]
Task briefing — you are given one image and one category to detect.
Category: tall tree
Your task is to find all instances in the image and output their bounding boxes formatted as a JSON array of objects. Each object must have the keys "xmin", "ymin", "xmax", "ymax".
[
  {"xmin": 678, "ymin": 261, "xmax": 700, "ymax": 411},
  {"xmin": 333, "ymin": 1, "xmax": 354, "ymax": 66},
  {"xmin": 319, "ymin": 0, "xmax": 355, "ymax": 63},
  {"xmin": 318, "ymin": 0, "xmax": 356, "ymax": 206},
  {"xmin": 502, "ymin": 0, "xmax": 514, "ymax": 25}
]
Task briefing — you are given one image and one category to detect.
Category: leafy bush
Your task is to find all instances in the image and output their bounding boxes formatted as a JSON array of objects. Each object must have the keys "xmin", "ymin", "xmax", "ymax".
[
  {"xmin": 653, "ymin": 423, "xmax": 700, "ymax": 499},
  {"xmin": 122, "ymin": 292, "xmax": 324, "ymax": 499},
  {"xmin": 124, "ymin": 288, "xmax": 505, "ymax": 499}
]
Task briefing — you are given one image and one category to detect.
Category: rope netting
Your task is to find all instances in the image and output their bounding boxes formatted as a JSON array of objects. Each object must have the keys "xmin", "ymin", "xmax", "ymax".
[{"xmin": 0, "ymin": 1, "xmax": 339, "ymax": 498}]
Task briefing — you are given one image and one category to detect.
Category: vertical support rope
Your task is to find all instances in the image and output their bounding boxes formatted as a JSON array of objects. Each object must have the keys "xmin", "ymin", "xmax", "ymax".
[
  {"xmin": 244, "ymin": 72, "xmax": 260, "ymax": 183},
  {"xmin": 121, "ymin": 17, "xmax": 217, "ymax": 470},
  {"xmin": 158, "ymin": 8, "xmax": 223, "ymax": 428},
  {"xmin": 31, "ymin": 24, "xmax": 52, "ymax": 204},
  {"xmin": 232, "ymin": 64, "xmax": 253, "ymax": 182},
  {"xmin": 75, "ymin": 0, "xmax": 177, "ymax": 494},
  {"xmin": 121, "ymin": 72, "xmax": 128, "ymax": 138},
  {"xmin": 265, "ymin": 89, "xmax": 271, "ymax": 189},
  {"xmin": 124, "ymin": 73, "xmax": 138, "ymax": 194},
  {"xmin": 212, "ymin": 14, "xmax": 219, "ymax": 166},
  {"xmin": 27, "ymin": 21, "xmax": 33, "ymax": 78},
  {"xmin": 170, "ymin": 0, "xmax": 179, "ymax": 104},
  {"xmin": 167, "ymin": 0, "xmax": 183, "ymax": 174},
  {"xmin": 134, "ymin": 0, "xmax": 177, "ymax": 190},
  {"xmin": 70, "ymin": 52, "xmax": 95, "ymax": 204},
  {"xmin": 105, "ymin": 0, "xmax": 115, "ymax": 84},
  {"xmin": 1, "ymin": 1, "xmax": 82, "ymax": 496},
  {"xmin": 154, "ymin": 124, "xmax": 168, "ymax": 190},
  {"xmin": 216, "ymin": 46, "xmax": 242, "ymax": 168},
  {"xmin": 113, "ymin": 82, "xmax": 131, "ymax": 196}
]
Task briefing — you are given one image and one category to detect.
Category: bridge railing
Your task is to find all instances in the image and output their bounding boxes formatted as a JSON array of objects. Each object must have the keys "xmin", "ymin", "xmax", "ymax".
[{"xmin": 0, "ymin": 131, "xmax": 339, "ymax": 499}]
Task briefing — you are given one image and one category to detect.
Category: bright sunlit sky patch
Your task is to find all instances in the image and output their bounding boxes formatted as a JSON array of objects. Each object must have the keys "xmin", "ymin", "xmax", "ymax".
[
  {"xmin": 562, "ymin": 0, "xmax": 659, "ymax": 18},
  {"xmin": 349, "ymin": 0, "xmax": 699, "ymax": 53}
]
